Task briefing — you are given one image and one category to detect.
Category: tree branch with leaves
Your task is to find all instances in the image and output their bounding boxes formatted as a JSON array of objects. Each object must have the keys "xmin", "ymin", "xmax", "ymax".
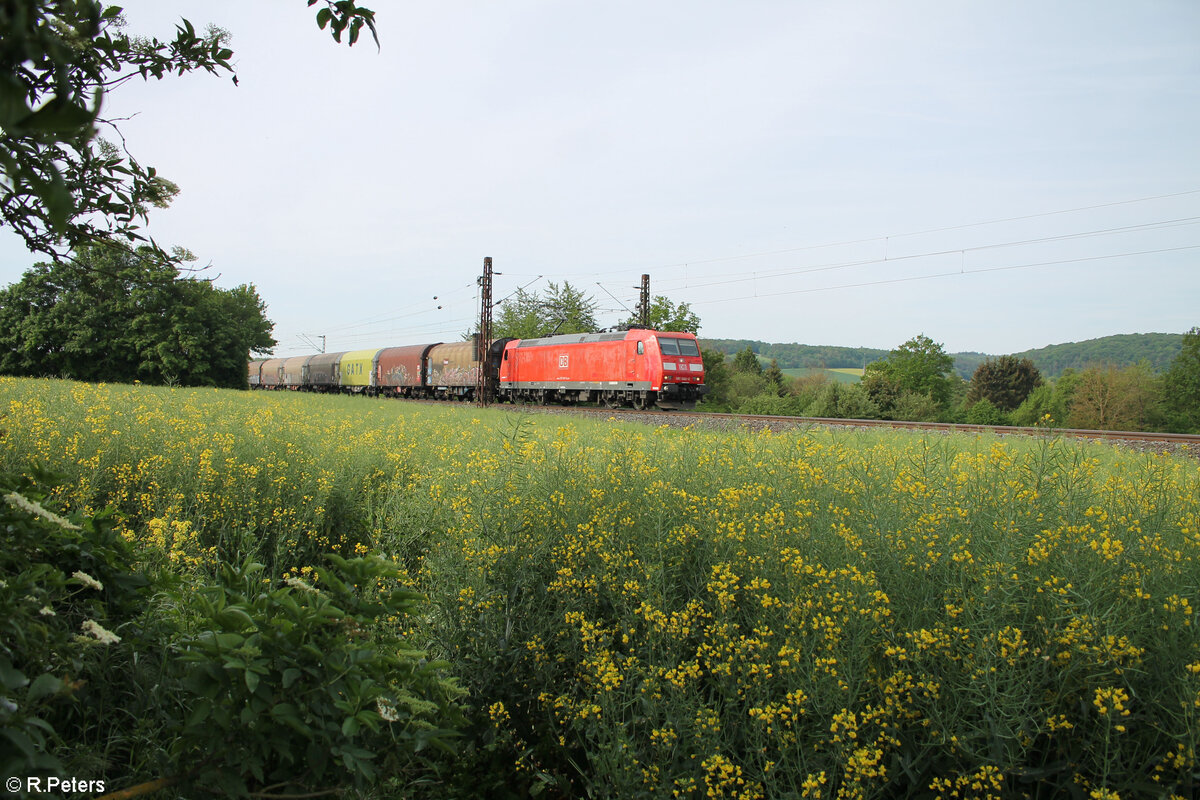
[{"xmin": 0, "ymin": 0, "xmax": 376, "ymax": 265}]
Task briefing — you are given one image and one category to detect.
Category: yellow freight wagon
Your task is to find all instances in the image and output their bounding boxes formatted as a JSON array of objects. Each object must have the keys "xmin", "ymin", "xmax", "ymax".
[{"xmin": 338, "ymin": 348, "xmax": 382, "ymax": 390}]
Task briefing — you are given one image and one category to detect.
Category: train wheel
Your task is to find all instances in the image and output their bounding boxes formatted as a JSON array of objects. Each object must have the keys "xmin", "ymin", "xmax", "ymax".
[{"xmin": 632, "ymin": 393, "xmax": 648, "ymax": 411}]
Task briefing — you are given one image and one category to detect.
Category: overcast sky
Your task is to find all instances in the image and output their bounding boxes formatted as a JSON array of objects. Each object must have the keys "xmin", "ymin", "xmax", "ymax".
[{"xmin": 3, "ymin": 1, "xmax": 1198, "ymax": 356}]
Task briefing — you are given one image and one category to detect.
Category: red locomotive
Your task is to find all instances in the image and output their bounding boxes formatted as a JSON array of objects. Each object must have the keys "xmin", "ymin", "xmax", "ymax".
[{"xmin": 498, "ymin": 329, "xmax": 705, "ymax": 410}]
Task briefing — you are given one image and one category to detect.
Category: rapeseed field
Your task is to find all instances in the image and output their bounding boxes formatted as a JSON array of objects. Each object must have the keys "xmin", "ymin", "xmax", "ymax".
[{"xmin": 3, "ymin": 376, "xmax": 1199, "ymax": 799}]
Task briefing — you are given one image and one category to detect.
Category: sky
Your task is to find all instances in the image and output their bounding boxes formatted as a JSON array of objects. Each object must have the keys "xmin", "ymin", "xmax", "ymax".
[{"xmin": 2, "ymin": 1, "xmax": 1198, "ymax": 357}]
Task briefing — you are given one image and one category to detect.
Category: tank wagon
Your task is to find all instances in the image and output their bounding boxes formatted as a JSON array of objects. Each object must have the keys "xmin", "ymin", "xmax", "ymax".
[{"xmin": 250, "ymin": 329, "xmax": 705, "ymax": 409}]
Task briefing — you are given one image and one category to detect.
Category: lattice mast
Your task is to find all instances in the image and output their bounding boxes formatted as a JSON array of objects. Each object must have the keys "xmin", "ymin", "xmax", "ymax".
[
  {"xmin": 637, "ymin": 273, "xmax": 650, "ymax": 327},
  {"xmin": 476, "ymin": 256, "xmax": 494, "ymax": 405}
]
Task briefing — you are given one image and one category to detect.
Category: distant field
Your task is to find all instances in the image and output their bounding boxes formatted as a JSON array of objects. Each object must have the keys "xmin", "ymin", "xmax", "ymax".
[{"xmin": 780, "ymin": 366, "xmax": 863, "ymax": 383}]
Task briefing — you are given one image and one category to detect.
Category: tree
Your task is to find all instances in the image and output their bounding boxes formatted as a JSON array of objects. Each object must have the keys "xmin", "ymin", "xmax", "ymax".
[
  {"xmin": 1066, "ymin": 363, "xmax": 1156, "ymax": 431},
  {"xmin": 763, "ymin": 359, "xmax": 786, "ymax": 396},
  {"xmin": 698, "ymin": 348, "xmax": 732, "ymax": 408},
  {"xmin": 804, "ymin": 381, "xmax": 879, "ymax": 419},
  {"xmin": 965, "ymin": 398, "xmax": 1010, "ymax": 426},
  {"xmin": 0, "ymin": 243, "xmax": 275, "ymax": 387},
  {"xmin": 1160, "ymin": 326, "xmax": 1200, "ymax": 432},
  {"xmin": 1, "ymin": 1, "xmax": 376, "ymax": 264},
  {"xmin": 492, "ymin": 287, "xmax": 544, "ymax": 340},
  {"xmin": 732, "ymin": 347, "xmax": 763, "ymax": 375},
  {"xmin": 493, "ymin": 281, "xmax": 598, "ymax": 339},
  {"xmin": 621, "ymin": 295, "xmax": 701, "ymax": 333},
  {"xmin": 862, "ymin": 334, "xmax": 957, "ymax": 412},
  {"xmin": 966, "ymin": 355, "xmax": 1043, "ymax": 411}
]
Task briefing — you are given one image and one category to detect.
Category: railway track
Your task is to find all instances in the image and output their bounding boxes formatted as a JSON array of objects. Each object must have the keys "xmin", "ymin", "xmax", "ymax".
[{"xmin": 498, "ymin": 402, "xmax": 1200, "ymax": 456}]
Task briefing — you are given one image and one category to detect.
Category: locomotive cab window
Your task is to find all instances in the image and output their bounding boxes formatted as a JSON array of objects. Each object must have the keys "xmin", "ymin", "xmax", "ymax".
[
  {"xmin": 658, "ymin": 337, "xmax": 699, "ymax": 357},
  {"xmin": 637, "ymin": 342, "xmax": 644, "ymax": 355}
]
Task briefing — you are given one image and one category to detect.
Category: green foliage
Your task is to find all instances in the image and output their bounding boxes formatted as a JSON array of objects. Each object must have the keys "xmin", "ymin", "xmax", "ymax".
[
  {"xmin": 890, "ymin": 390, "xmax": 943, "ymax": 422},
  {"xmin": 0, "ymin": 465, "xmax": 462, "ymax": 797},
  {"xmin": 736, "ymin": 392, "xmax": 808, "ymax": 416},
  {"xmin": 309, "ymin": 0, "xmax": 378, "ymax": 47},
  {"xmin": 698, "ymin": 349, "xmax": 733, "ymax": 409},
  {"xmin": 1066, "ymin": 363, "xmax": 1157, "ymax": 431},
  {"xmin": 804, "ymin": 381, "xmax": 879, "ymax": 419},
  {"xmin": 1159, "ymin": 326, "xmax": 1200, "ymax": 432},
  {"xmin": 622, "ymin": 295, "xmax": 701, "ymax": 333},
  {"xmin": 0, "ymin": 1, "xmax": 230, "ymax": 260},
  {"xmin": 967, "ymin": 355, "xmax": 1043, "ymax": 411},
  {"xmin": 863, "ymin": 334, "xmax": 957, "ymax": 416},
  {"xmin": 731, "ymin": 346, "xmax": 763, "ymax": 375},
  {"xmin": 871, "ymin": 334, "xmax": 956, "ymax": 402},
  {"xmin": 707, "ymin": 335, "xmax": 1186, "ymax": 382},
  {"xmin": 1014, "ymin": 332, "xmax": 1184, "ymax": 377},
  {"xmin": 965, "ymin": 398, "xmax": 1011, "ymax": 426},
  {"xmin": 0, "ymin": 243, "xmax": 275, "ymax": 387},
  {"xmin": 1, "ymin": 1, "xmax": 375, "ymax": 263},
  {"xmin": 762, "ymin": 359, "xmax": 786, "ymax": 396},
  {"xmin": 174, "ymin": 555, "xmax": 464, "ymax": 796},
  {"xmin": 1011, "ymin": 385, "xmax": 1059, "ymax": 427},
  {"xmin": 0, "ymin": 467, "xmax": 150, "ymax": 778},
  {"xmin": 702, "ymin": 339, "xmax": 886, "ymax": 370},
  {"xmin": 705, "ymin": 354, "xmax": 879, "ymax": 419},
  {"xmin": 493, "ymin": 281, "xmax": 598, "ymax": 339}
]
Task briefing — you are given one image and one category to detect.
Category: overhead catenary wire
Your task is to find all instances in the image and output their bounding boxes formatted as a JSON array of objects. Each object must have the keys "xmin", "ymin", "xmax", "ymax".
[
  {"xmin": 573, "ymin": 187, "xmax": 1200, "ymax": 280},
  {"xmin": 687, "ymin": 244, "xmax": 1200, "ymax": 306},
  {"xmin": 271, "ymin": 188, "xmax": 1199, "ymax": 352},
  {"xmin": 649, "ymin": 216, "xmax": 1200, "ymax": 294}
]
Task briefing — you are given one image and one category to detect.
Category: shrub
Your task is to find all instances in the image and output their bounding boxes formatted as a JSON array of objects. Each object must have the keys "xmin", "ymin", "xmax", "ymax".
[
  {"xmin": 171, "ymin": 555, "xmax": 464, "ymax": 797},
  {"xmin": 1011, "ymin": 383, "xmax": 1068, "ymax": 427},
  {"xmin": 965, "ymin": 398, "xmax": 1011, "ymax": 426},
  {"xmin": 891, "ymin": 390, "xmax": 942, "ymax": 422},
  {"xmin": 0, "ymin": 467, "xmax": 153, "ymax": 780},
  {"xmin": 804, "ymin": 381, "xmax": 879, "ymax": 419},
  {"xmin": 736, "ymin": 392, "xmax": 807, "ymax": 416},
  {"xmin": 0, "ymin": 467, "xmax": 464, "ymax": 797}
]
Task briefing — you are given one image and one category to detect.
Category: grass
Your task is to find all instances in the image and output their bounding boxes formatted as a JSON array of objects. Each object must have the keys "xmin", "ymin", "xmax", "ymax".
[{"xmin": 3, "ymin": 375, "xmax": 1199, "ymax": 799}]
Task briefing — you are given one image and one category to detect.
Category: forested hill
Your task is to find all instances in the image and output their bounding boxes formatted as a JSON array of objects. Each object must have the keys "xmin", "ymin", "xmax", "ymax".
[
  {"xmin": 1012, "ymin": 333, "xmax": 1184, "ymax": 376},
  {"xmin": 701, "ymin": 332, "xmax": 1185, "ymax": 379},
  {"xmin": 700, "ymin": 340, "xmax": 889, "ymax": 371}
]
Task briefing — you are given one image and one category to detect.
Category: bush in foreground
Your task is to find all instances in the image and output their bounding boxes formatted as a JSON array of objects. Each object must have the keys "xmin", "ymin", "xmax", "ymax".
[{"xmin": 0, "ymin": 468, "xmax": 463, "ymax": 797}]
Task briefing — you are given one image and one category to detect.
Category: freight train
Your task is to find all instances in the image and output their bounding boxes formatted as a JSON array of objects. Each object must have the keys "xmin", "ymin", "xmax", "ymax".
[{"xmin": 248, "ymin": 328, "xmax": 706, "ymax": 410}]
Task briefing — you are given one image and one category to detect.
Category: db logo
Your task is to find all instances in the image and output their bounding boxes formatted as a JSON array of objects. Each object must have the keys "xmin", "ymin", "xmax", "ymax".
[{"xmin": 558, "ymin": 354, "xmax": 569, "ymax": 369}]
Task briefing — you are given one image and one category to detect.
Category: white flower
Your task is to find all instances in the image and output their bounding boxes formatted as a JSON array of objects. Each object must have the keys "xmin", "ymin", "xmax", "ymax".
[
  {"xmin": 285, "ymin": 577, "xmax": 318, "ymax": 594},
  {"xmin": 38, "ymin": 606, "xmax": 56, "ymax": 617},
  {"xmin": 72, "ymin": 571, "xmax": 103, "ymax": 591},
  {"xmin": 3, "ymin": 491, "xmax": 81, "ymax": 531},
  {"xmin": 81, "ymin": 619, "xmax": 121, "ymax": 645},
  {"xmin": 375, "ymin": 697, "xmax": 400, "ymax": 723}
]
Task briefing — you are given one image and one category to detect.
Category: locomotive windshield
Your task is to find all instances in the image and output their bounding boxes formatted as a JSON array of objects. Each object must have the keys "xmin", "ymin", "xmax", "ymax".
[{"xmin": 658, "ymin": 337, "xmax": 700, "ymax": 357}]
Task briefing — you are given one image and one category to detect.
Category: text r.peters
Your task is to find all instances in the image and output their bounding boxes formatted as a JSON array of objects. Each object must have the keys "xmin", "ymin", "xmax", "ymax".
[{"xmin": 8, "ymin": 776, "xmax": 107, "ymax": 794}]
